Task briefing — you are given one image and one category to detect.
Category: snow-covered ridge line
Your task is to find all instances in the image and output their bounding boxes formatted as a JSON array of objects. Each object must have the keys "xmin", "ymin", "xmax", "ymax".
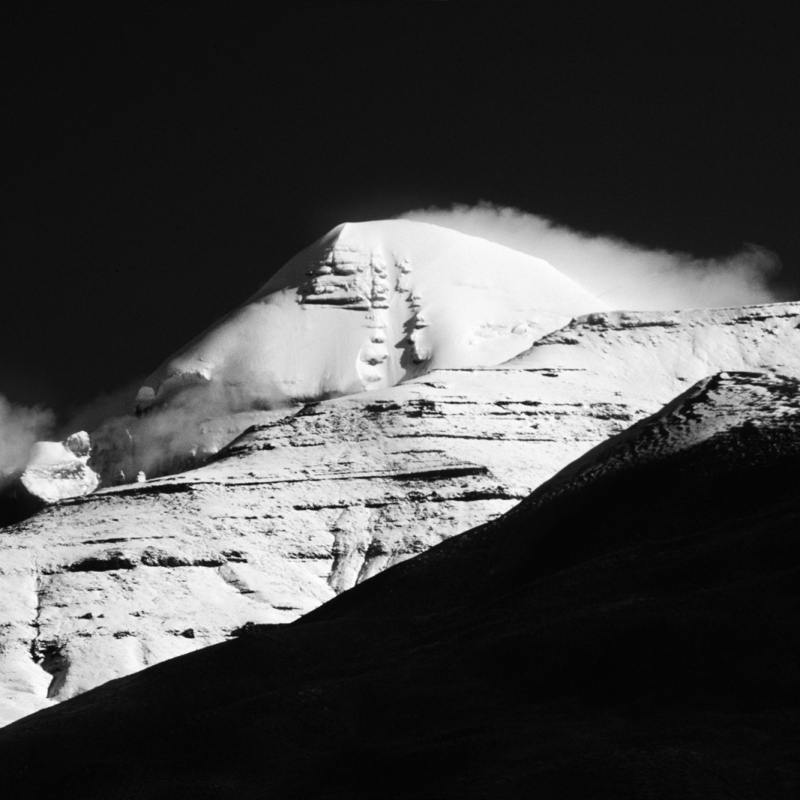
[
  {"xmin": 490, "ymin": 371, "xmax": 800, "ymax": 564},
  {"xmin": 567, "ymin": 301, "xmax": 800, "ymax": 331},
  {"xmin": 503, "ymin": 300, "xmax": 800, "ymax": 407}
]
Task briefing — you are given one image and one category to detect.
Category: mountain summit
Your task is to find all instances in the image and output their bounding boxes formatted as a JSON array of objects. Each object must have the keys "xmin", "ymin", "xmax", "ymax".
[
  {"xmin": 135, "ymin": 220, "xmax": 604, "ymax": 415},
  {"xmin": 85, "ymin": 220, "xmax": 605, "ymax": 486}
]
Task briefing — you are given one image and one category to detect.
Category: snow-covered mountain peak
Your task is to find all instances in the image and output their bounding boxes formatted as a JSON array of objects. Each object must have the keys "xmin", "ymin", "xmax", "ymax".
[
  {"xmin": 504, "ymin": 301, "xmax": 800, "ymax": 402},
  {"xmin": 135, "ymin": 220, "xmax": 604, "ymax": 415}
]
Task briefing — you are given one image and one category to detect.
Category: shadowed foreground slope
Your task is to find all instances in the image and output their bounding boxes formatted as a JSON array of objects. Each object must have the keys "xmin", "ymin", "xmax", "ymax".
[{"xmin": 0, "ymin": 372, "xmax": 798, "ymax": 799}]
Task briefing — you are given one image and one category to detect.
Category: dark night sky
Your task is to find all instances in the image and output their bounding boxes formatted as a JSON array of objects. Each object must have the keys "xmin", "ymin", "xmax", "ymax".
[{"xmin": 2, "ymin": 3, "xmax": 798, "ymax": 420}]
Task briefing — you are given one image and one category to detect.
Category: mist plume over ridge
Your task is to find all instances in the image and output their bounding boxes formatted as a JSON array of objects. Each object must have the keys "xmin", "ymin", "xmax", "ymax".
[
  {"xmin": 400, "ymin": 202, "xmax": 788, "ymax": 310},
  {"xmin": 0, "ymin": 394, "xmax": 55, "ymax": 484}
]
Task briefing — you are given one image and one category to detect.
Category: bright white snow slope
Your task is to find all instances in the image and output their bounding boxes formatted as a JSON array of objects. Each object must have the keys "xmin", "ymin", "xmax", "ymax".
[{"xmin": 134, "ymin": 220, "xmax": 605, "ymax": 415}]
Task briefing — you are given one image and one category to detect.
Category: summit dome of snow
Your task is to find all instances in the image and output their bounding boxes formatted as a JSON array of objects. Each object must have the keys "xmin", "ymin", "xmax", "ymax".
[{"xmin": 135, "ymin": 220, "xmax": 604, "ymax": 414}]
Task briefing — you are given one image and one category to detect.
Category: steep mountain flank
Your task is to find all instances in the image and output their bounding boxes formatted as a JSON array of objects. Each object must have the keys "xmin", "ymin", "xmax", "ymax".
[
  {"xmin": 0, "ymin": 372, "xmax": 797, "ymax": 799},
  {"xmin": 3, "ymin": 300, "xmax": 800, "ymax": 725},
  {"xmin": 0, "ymin": 366, "xmax": 644, "ymax": 725}
]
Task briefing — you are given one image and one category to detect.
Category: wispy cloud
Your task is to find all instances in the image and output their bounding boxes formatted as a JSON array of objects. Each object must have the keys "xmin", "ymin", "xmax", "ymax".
[
  {"xmin": 399, "ymin": 202, "xmax": 788, "ymax": 310},
  {"xmin": 0, "ymin": 394, "xmax": 55, "ymax": 484}
]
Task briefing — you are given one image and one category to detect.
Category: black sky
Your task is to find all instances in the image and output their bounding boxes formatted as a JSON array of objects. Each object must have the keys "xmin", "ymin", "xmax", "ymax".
[{"xmin": 2, "ymin": 3, "xmax": 798, "ymax": 419}]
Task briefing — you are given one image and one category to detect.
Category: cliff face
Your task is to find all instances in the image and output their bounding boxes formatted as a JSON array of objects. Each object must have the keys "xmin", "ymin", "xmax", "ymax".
[
  {"xmin": 1, "ymin": 371, "xmax": 798, "ymax": 799},
  {"xmin": 2, "ymin": 301, "xmax": 800, "ymax": 725}
]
